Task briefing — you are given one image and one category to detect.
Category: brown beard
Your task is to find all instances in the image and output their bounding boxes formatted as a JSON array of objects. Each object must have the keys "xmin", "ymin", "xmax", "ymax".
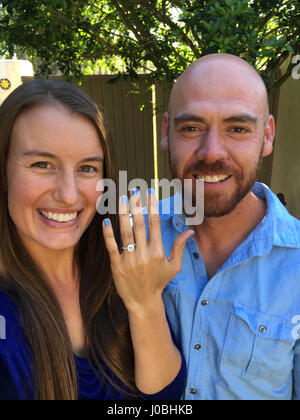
[{"xmin": 168, "ymin": 147, "xmax": 264, "ymax": 218}]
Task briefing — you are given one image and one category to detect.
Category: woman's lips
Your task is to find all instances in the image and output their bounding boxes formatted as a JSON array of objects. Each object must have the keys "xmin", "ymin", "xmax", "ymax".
[{"xmin": 37, "ymin": 209, "xmax": 83, "ymax": 228}]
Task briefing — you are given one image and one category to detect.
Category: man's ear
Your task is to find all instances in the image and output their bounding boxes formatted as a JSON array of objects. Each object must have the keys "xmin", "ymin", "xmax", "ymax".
[
  {"xmin": 160, "ymin": 112, "xmax": 169, "ymax": 152},
  {"xmin": 262, "ymin": 115, "xmax": 276, "ymax": 158}
]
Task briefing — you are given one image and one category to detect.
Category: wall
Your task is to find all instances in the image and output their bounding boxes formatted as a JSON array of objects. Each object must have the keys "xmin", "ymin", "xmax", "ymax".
[
  {"xmin": 0, "ymin": 60, "xmax": 33, "ymax": 104},
  {"xmin": 271, "ymin": 76, "xmax": 300, "ymax": 219}
]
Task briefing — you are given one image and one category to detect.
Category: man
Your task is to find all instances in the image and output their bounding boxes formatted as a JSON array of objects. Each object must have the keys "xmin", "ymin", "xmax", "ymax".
[{"xmin": 159, "ymin": 54, "xmax": 300, "ymax": 400}]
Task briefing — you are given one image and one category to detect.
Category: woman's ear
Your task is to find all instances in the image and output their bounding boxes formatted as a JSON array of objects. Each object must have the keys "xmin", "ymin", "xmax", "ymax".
[
  {"xmin": 160, "ymin": 112, "xmax": 169, "ymax": 153},
  {"xmin": 262, "ymin": 114, "xmax": 276, "ymax": 158}
]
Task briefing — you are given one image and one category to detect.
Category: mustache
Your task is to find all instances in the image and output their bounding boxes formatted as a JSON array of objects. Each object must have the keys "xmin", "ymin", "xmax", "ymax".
[{"xmin": 186, "ymin": 160, "xmax": 233, "ymax": 176}]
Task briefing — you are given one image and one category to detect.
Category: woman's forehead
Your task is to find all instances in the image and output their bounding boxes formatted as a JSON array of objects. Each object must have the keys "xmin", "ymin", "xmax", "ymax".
[{"xmin": 10, "ymin": 104, "xmax": 104, "ymax": 158}]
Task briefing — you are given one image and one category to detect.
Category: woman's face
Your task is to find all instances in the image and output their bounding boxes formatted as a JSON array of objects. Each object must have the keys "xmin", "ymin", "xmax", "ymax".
[{"xmin": 6, "ymin": 104, "xmax": 104, "ymax": 252}]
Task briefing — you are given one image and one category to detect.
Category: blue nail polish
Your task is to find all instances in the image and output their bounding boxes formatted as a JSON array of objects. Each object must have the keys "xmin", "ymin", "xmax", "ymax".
[
  {"xmin": 132, "ymin": 188, "xmax": 139, "ymax": 196},
  {"xmin": 104, "ymin": 219, "xmax": 110, "ymax": 227},
  {"xmin": 149, "ymin": 188, "xmax": 155, "ymax": 196},
  {"xmin": 122, "ymin": 195, "xmax": 128, "ymax": 205}
]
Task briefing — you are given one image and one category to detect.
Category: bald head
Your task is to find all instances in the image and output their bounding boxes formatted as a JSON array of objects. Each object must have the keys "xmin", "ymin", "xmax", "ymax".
[{"xmin": 169, "ymin": 54, "xmax": 269, "ymax": 121}]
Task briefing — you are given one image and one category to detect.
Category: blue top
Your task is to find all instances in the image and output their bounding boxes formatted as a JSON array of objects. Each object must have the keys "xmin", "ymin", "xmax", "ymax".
[
  {"xmin": 159, "ymin": 182, "xmax": 300, "ymax": 400},
  {"xmin": 0, "ymin": 292, "xmax": 186, "ymax": 400}
]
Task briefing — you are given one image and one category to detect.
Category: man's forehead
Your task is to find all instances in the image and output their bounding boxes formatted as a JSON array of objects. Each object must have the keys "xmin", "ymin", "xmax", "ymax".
[
  {"xmin": 176, "ymin": 55, "xmax": 267, "ymax": 89},
  {"xmin": 170, "ymin": 93, "xmax": 264, "ymax": 122},
  {"xmin": 169, "ymin": 55, "xmax": 269, "ymax": 117}
]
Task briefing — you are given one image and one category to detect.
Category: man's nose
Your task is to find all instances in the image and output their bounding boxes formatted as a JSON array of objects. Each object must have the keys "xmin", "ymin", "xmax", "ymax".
[
  {"xmin": 52, "ymin": 171, "xmax": 80, "ymax": 206},
  {"xmin": 195, "ymin": 128, "xmax": 227, "ymax": 162}
]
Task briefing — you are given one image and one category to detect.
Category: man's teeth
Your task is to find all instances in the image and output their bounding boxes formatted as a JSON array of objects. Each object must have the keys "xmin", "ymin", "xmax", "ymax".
[
  {"xmin": 40, "ymin": 211, "xmax": 78, "ymax": 222},
  {"xmin": 195, "ymin": 175, "xmax": 230, "ymax": 183}
]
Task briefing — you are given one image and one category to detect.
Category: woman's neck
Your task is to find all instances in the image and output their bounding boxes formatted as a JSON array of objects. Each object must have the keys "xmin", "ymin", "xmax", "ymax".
[{"xmin": 22, "ymin": 238, "xmax": 78, "ymax": 290}]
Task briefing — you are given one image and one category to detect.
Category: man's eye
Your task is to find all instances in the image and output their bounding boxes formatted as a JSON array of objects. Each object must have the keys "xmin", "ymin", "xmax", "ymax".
[
  {"xmin": 31, "ymin": 162, "xmax": 51, "ymax": 169},
  {"xmin": 231, "ymin": 127, "xmax": 248, "ymax": 133},
  {"xmin": 182, "ymin": 126, "xmax": 199, "ymax": 132}
]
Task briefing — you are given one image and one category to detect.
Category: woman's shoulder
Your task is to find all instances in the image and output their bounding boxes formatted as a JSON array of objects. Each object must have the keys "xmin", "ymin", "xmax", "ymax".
[
  {"xmin": 0, "ymin": 291, "xmax": 20, "ymax": 323},
  {"xmin": 0, "ymin": 291, "xmax": 23, "ymax": 347},
  {"xmin": 0, "ymin": 292, "xmax": 34, "ymax": 400}
]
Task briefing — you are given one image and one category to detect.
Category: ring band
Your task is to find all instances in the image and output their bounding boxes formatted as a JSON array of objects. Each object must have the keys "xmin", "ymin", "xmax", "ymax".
[{"xmin": 122, "ymin": 243, "xmax": 136, "ymax": 253}]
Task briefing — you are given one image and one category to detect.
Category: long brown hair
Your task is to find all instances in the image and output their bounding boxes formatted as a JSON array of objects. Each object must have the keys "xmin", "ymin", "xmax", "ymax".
[{"xmin": 0, "ymin": 79, "xmax": 135, "ymax": 400}]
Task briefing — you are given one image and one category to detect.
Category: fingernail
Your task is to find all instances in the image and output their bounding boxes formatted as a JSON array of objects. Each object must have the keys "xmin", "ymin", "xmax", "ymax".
[
  {"xmin": 149, "ymin": 188, "xmax": 155, "ymax": 196},
  {"xmin": 132, "ymin": 188, "xmax": 139, "ymax": 196},
  {"xmin": 121, "ymin": 195, "xmax": 128, "ymax": 205},
  {"xmin": 104, "ymin": 219, "xmax": 110, "ymax": 227}
]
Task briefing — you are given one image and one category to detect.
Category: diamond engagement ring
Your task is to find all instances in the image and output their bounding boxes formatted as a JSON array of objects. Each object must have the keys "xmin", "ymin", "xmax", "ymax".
[{"xmin": 122, "ymin": 243, "xmax": 136, "ymax": 253}]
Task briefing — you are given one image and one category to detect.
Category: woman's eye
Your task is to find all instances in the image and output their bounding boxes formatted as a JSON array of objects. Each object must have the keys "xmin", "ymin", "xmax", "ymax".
[
  {"xmin": 31, "ymin": 162, "xmax": 51, "ymax": 169},
  {"xmin": 79, "ymin": 165, "xmax": 98, "ymax": 174}
]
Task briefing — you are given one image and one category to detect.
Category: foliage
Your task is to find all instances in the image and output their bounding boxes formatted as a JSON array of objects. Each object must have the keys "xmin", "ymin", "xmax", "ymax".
[{"xmin": 0, "ymin": 0, "xmax": 299, "ymax": 90}]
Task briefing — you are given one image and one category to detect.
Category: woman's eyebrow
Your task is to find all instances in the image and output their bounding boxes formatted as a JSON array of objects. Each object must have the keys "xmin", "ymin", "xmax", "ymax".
[
  {"xmin": 23, "ymin": 150, "xmax": 104, "ymax": 163},
  {"xmin": 23, "ymin": 150, "xmax": 56, "ymax": 158}
]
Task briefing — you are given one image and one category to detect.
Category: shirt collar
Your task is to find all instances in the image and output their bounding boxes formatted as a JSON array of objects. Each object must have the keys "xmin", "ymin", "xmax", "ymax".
[
  {"xmin": 159, "ymin": 182, "xmax": 300, "ymax": 250},
  {"xmin": 251, "ymin": 182, "xmax": 300, "ymax": 249}
]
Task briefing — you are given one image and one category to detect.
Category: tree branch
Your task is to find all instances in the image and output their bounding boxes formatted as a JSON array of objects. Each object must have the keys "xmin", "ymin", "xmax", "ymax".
[{"xmin": 140, "ymin": 0, "xmax": 200, "ymax": 57}]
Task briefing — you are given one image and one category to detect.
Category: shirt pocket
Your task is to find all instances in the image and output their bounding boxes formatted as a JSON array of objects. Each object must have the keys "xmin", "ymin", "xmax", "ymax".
[{"xmin": 220, "ymin": 304, "xmax": 295, "ymax": 383}]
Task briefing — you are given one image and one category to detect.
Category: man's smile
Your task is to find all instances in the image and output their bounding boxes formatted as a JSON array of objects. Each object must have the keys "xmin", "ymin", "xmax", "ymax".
[{"xmin": 193, "ymin": 174, "xmax": 232, "ymax": 183}]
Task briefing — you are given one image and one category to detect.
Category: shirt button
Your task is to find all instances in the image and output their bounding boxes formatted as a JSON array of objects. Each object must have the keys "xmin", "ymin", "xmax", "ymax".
[
  {"xmin": 201, "ymin": 300, "xmax": 208, "ymax": 307},
  {"xmin": 189, "ymin": 388, "xmax": 197, "ymax": 395},
  {"xmin": 194, "ymin": 344, "xmax": 201, "ymax": 351},
  {"xmin": 259, "ymin": 325, "xmax": 267, "ymax": 334},
  {"xmin": 193, "ymin": 253, "xmax": 199, "ymax": 260}
]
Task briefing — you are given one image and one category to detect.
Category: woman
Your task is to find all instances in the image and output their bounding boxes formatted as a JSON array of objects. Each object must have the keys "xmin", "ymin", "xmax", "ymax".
[{"xmin": 0, "ymin": 79, "xmax": 193, "ymax": 400}]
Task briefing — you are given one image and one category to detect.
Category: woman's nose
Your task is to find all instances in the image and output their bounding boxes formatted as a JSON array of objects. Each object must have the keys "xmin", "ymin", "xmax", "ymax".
[{"xmin": 52, "ymin": 172, "xmax": 80, "ymax": 206}]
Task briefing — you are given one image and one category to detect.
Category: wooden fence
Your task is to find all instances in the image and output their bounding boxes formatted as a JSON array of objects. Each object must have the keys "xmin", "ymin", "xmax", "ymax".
[{"xmin": 22, "ymin": 74, "xmax": 279, "ymax": 198}]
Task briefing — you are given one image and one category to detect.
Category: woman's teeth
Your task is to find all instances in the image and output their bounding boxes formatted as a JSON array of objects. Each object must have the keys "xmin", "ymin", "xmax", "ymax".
[
  {"xmin": 195, "ymin": 175, "xmax": 231, "ymax": 183},
  {"xmin": 39, "ymin": 211, "xmax": 78, "ymax": 222}
]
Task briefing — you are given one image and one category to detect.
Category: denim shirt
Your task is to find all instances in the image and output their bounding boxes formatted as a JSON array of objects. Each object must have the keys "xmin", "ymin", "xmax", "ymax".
[{"xmin": 159, "ymin": 182, "xmax": 300, "ymax": 400}]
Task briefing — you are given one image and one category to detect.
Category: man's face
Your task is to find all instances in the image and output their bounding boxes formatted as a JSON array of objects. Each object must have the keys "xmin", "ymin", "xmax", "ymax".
[{"xmin": 162, "ymin": 61, "xmax": 275, "ymax": 218}]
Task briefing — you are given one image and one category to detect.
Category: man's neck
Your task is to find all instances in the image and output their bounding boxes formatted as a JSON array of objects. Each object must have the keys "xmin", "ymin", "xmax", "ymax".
[{"xmin": 191, "ymin": 192, "xmax": 267, "ymax": 279}]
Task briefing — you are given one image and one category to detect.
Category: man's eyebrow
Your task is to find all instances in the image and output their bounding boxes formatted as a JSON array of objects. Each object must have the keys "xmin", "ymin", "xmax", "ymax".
[
  {"xmin": 174, "ymin": 113, "xmax": 258, "ymax": 126},
  {"xmin": 174, "ymin": 114, "xmax": 206, "ymax": 125},
  {"xmin": 22, "ymin": 150, "xmax": 104, "ymax": 163},
  {"xmin": 223, "ymin": 114, "xmax": 258, "ymax": 125}
]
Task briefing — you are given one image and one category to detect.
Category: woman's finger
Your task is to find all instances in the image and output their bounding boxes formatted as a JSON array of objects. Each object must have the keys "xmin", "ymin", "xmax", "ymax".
[
  {"xmin": 102, "ymin": 218, "xmax": 121, "ymax": 265},
  {"xmin": 147, "ymin": 188, "xmax": 164, "ymax": 250},
  {"xmin": 130, "ymin": 188, "xmax": 147, "ymax": 250},
  {"xmin": 119, "ymin": 195, "xmax": 135, "ymax": 253},
  {"xmin": 167, "ymin": 229, "xmax": 194, "ymax": 274}
]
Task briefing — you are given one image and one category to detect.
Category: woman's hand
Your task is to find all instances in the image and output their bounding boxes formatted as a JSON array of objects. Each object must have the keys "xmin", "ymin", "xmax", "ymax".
[
  {"xmin": 103, "ymin": 188, "xmax": 191, "ymax": 394},
  {"xmin": 103, "ymin": 188, "xmax": 193, "ymax": 314}
]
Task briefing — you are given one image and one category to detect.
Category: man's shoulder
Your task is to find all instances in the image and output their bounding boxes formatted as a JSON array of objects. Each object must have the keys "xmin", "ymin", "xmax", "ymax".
[
  {"xmin": 274, "ymin": 203, "xmax": 300, "ymax": 247},
  {"xmin": 255, "ymin": 183, "xmax": 300, "ymax": 247}
]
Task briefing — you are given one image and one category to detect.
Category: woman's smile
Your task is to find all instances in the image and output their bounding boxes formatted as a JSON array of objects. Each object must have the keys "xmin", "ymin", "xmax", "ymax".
[{"xmin": 38, "ymin": 208, "xmax": 84, "ymax": 228}]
